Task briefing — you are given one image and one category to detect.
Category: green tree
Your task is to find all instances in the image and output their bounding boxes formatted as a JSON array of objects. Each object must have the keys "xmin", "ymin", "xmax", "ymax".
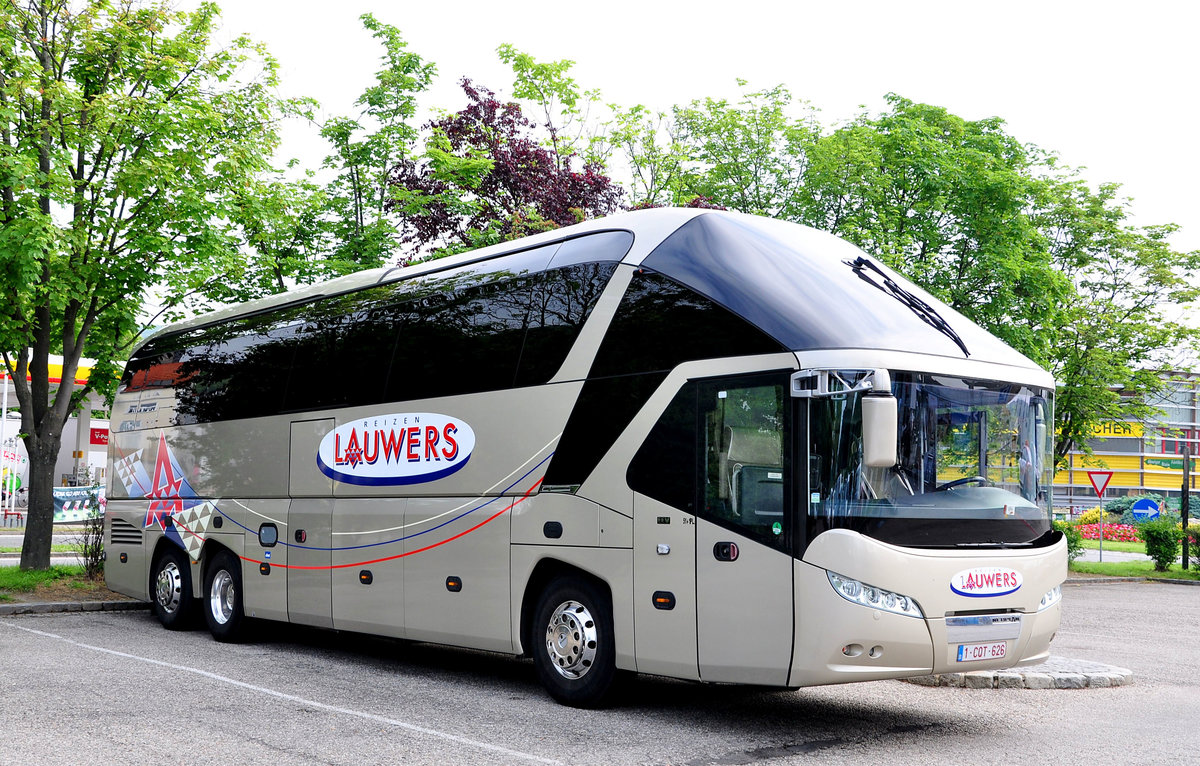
[
  {"xmin": 802, "ymin": 96, "xmax": 1071, "ymax": 364},
  {"xmin": 1034, "ymin": 176, "xmax": 1200, "ymax": 463},
  {"xmin": 318, "ymin": 14, "xmax": 434, "ymax": 272},
  {"xmin": 608, "ymin": 103, "xmax": 689, "ymax": 208},
  {"xmin": 0, "ymin": 0, "xmax": 294, "ymax": 569},
  {"xmin": 233, "ymin": 167, "xmax": 329, "ymax": 296},
  {"xmin": 672, "ymin": 82, "xmax": 817, "ymax": 217},
  {"xmin": 497, "ymin": 43, "xmax": 609, "ymax": 168}
]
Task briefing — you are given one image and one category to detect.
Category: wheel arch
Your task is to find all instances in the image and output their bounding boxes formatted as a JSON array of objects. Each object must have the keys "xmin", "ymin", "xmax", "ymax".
[
  {"xmin": 198, "ymin": 538, "xmax": 238, "ymax": 585},
  {"xmin": 518, "ymin": 558, "xmax": 613, "ymax": 658},
  {"xmin": 149, "ymin": 537, "xmax": 196, "ymax": 598}
]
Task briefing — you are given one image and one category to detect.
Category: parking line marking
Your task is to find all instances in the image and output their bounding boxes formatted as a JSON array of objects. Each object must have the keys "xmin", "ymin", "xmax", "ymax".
[{"xmin": 1, "ymin": 621, "xmax": 563, "ymax": 765}]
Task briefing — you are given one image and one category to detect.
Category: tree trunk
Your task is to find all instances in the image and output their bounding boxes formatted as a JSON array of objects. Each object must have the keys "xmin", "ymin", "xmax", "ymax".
[{"xmin": 19, "ymin": 431, "xmax": 64, "ymax": 570}]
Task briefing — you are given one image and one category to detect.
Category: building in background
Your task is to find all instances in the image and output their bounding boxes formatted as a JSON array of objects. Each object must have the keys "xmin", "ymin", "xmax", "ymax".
[
  {"xmin": 0, "ymin": 355, "xmax": 109, "ymax": 525},
  {"xmin": 1053, "ymin": 372, "xmax": 1198, "ymax": 513}
]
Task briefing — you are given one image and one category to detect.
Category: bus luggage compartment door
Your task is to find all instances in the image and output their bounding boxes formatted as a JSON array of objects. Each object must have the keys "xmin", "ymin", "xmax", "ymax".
[
  {"xmin": 288, "ymin": 419, "xmax": 333, "ymax": 628},
  {"xmin": 696, "ymin": 518, "xmax": 794, "ymax": 685}
]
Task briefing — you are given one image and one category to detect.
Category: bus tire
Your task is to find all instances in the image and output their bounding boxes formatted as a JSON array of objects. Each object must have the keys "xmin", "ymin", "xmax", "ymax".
[
  {"xmin": 150, "ymin": 546, "xmax": 196, "ymax": 630},
  {"xmin": 532, "ymin": 576, "xmax": 617, "ymax": 708},
  {"xmin": 203, "ymin": 550, "xmax": 247, "ymax": 643}
]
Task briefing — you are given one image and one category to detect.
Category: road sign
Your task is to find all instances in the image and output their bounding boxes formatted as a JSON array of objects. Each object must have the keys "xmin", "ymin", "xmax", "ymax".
[
  {"xmin": 1087, "ymin": 471, "xmax": 1113, "ymax": 497},
  {"xmin": 1087, "ymin": 470, "xmax": 1114, "ymax": 563},
  {"xmin": 1130, "ymin": 497, "xmax": 1160, "ymax": 521}
]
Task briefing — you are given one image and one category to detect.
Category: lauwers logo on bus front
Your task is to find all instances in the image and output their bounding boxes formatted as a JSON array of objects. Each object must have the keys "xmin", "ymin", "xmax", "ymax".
[
  {"xmin": 949, "ymin": 567, "xmax": 1023, "ymax": 598},
  {"xmin": 317, "ymin": 413, "xmax": 476, "ymax": 486}
]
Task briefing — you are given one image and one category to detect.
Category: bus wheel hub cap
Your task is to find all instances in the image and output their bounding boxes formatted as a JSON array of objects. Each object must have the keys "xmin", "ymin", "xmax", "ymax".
[
  {"xmin": 156, "ymin": 561, "xmax": 182, "ymax": 614},
  {"xmin": 545, "ymin": 599, "xmax": 598, "ymax": 680}
]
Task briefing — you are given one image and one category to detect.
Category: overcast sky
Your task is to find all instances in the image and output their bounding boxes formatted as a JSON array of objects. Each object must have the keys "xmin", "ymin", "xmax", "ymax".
[{"xmin": 209, "ymin": 0, "xmax": 1199, "ymax": 255}]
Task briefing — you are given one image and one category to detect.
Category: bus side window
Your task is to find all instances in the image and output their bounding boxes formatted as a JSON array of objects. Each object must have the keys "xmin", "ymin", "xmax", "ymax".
[
  {"xmin": 627, "ymin": 382, "xmax": 696, "ymax": 513},
  {"xmin": 628, "ymin": 375, "xmax": 789, "ymax": 551},
  {"xmin": 699, "ymin": 378, "xmax": 787, "ymax": 549}
]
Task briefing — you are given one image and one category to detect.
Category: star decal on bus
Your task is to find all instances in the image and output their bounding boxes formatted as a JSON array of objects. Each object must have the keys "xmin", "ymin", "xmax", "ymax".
[{"xmin": 143, "ymin": 432, "xmax": 192, "ymax": 529}]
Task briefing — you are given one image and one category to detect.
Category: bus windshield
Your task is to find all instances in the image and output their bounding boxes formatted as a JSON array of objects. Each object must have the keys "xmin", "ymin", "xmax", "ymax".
[{"xmin": 807, "ymin": 372, "xmax": 1054, "ymax": 548}]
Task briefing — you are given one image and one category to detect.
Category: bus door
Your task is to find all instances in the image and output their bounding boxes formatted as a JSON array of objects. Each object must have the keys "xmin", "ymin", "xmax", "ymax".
[
  {"xmin": 694, "ymin": 377, "xmax": 794, "ymax": 685},
  {"xmin": 287, "ymin": 419, "xmax": 333, "ymax": 628}
]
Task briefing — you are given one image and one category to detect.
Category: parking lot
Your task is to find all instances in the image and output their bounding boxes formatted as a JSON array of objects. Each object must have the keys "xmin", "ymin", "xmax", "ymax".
[{"xmin": 1, "ymin": 579, "xmax": 1196, "ymax": 765}]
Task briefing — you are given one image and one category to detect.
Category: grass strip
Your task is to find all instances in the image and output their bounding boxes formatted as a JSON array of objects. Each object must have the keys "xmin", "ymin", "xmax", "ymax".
[
  {"xmin": 1070, "ymin": 559, "xmax": 1200, "ymax": 581},
  {"xmin": 1078, "ymin": 539, "xmax": 1145, "ymax": 554},
  {"xmin": 0, "ymin": 545, "xmax": 77, "ymax": 554},
  {"xmin": 0, "ymin": 565, "xmax": 86, "ymax": 593}
]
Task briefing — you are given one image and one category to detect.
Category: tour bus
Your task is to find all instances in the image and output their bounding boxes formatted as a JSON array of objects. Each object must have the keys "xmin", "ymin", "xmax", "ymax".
[{"xmin": 105, "ymin": 208, "xmax": 1065, "ymax": 707}]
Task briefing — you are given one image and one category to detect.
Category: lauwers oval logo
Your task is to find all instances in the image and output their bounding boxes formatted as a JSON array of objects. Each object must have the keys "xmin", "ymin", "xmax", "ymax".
[
  {"xmin": 317, "ymin": 413, "xmax": 475, "ymax": 486},
  {"xmin": 950, "ymin": 567, "xmax": 1023, "ymax": 598}
]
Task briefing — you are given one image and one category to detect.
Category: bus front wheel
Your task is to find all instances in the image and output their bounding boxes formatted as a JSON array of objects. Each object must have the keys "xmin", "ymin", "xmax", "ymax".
[
  {"xmin": 203, "ymin": 550, "xmax": 247, "ymax": 642},
  {"xmin": 532, "ymin": 576, "xmax": 617, "ymax": 708}
]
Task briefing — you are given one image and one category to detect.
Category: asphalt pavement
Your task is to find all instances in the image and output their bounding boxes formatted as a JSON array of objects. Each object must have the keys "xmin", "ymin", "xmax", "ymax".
[{"xmin": 1, "ymin": 580, "xmax": 1196, "ymax": 765}]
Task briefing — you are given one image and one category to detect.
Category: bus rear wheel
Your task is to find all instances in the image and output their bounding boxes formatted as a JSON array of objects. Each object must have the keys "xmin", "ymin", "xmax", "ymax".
[
  {"xmin": 204, "ymin": 550, "xmax": 247, "ymax": 642},
  {"xmin": 151, "ymin": 546, "xmax": 196, "ymax": 630},
  {"xmin": 532, "ymin": 576, "xmax": 617, "ymax": 708}
]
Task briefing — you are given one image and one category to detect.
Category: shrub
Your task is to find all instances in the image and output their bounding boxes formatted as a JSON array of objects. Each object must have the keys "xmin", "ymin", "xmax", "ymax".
[
  {"xmin": 1104, "ymin": 496, "xmax": 1137, "ymax": 515},
  {"xmin": 1053, "ymin": 520, "xmax": 1083, "ymax": 563},
  {"xmin": 1138, "ymin": 519, "xmax": 1183, "ymax": 572},
  {"xmin": 1077, "ymin": 507, "xmax": 1103, "ymax": 525}
]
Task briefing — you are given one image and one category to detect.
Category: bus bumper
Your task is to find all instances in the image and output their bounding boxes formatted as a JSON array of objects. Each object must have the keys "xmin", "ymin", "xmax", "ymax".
[{"xmin": 790, "ymin": 529, "xmax": 1066, "ymax": 687}]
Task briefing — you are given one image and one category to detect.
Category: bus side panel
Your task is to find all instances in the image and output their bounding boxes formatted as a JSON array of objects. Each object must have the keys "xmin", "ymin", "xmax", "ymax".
[
  {"xmin": 511, "ymin": 493, "xmax": 599, "ymax": 546},
  {"xmin": 631, "ymin": 493, "xmax": 699, "ymax": 680},
  {"xmin": 239, "ymin": 499, "xmax": 290, "ymax": 622},
  {"xmin": 288, "ymin": 498, "xmax": 333, "ymax": 628},
  {"xmin": 322, "ymin": 384, "xmax": 582, "ymax": 500},
  {"xmin": 403, "ymin": 497, "xmax": 513, "ymax": 653},
  {"xmin": 509, "ymin": 546, "xmax": 635, "ymax": 671},
  {"xmin": 696, "ymin": 519, "xmax": 793, "ymax": 685},
  {"xmin": 103, "ymin": 500, "xmax": 151, "ymax": 600},
  {"xmin": 331, "ymin": 498, "xmax": 406, "ymax": 638}
]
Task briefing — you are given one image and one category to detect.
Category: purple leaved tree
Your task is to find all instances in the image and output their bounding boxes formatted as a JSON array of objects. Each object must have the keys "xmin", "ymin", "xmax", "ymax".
[{"xmin": 391, "ymin": 79, "xmax": 623, "ymax": 254}]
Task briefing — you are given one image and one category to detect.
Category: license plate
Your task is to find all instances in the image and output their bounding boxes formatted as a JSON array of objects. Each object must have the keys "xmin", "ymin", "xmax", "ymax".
[{"xmin": 956, "ymin": 641, "xmax": 1007, "ymax": 662}]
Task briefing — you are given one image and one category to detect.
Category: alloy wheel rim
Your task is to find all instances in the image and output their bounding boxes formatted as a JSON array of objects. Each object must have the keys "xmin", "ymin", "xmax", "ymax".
[
  {"xmin": 209, "ymin": 570, "xmax": 236, "ymax": 625},
  {"xmin": 544, "ymin": 599, "xmax": 598, "ymax": 680},
  {"xmin": 155, "ymin": 561, "xmax": 182, "ymax": 614}
]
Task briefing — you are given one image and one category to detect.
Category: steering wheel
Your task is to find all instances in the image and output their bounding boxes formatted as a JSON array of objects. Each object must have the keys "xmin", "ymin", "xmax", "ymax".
[{"xmin": 936, "ymin": 475, "xmax": 988, "ymax": 491}]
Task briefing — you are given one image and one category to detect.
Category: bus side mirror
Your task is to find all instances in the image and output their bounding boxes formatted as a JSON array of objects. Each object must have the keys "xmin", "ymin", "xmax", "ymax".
[{"xmin": 862, "ymin": 395, "xmax": 898, "ymax": 468}]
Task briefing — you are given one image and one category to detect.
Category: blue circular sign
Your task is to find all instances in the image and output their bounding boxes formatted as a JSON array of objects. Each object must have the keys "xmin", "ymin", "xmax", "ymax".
[{"xmin": 1131, "ymin": 497, "xmax": 1160, "ymax": 521}]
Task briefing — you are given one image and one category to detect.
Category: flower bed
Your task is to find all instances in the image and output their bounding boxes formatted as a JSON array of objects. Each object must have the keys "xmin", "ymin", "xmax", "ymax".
[{"xmin": 1076, "ymin": 523, "xmax": 1142, "ymax": 543}]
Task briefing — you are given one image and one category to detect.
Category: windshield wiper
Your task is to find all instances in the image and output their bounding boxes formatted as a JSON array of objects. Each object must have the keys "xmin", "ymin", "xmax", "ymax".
[{"xmin": 845, "ymin": 256, "xmax": 970, "ymax": 357}]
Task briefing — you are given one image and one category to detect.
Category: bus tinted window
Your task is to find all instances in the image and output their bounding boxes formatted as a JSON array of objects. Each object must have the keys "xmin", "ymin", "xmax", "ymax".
[
  {"xmin": 516, "ymin": 262, "xmax": 618, "ymax": 386},
  {"xmin": 175, "ymin": 312, "xmax": 301, "ymax": 423},
  {"xmin": 543, "ymin": 372, "xmax": 669, "ymax": 488},
  {"xmin": 589, "ymin": 271, "xmax": 784, "ymax": 379},
  {"xmin": 385, "ymin": 273, "xmax": 532, "ymax": 402},
  {"xmin": 547, "ymin": 230, "xmax": 633, "ymax": 268},
  {"xmin": 627, "ymin": 381, "xmax": 696, "ymax": 512}
]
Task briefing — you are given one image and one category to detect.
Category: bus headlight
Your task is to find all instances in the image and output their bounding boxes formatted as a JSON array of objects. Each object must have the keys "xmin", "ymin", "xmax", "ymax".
[
  {"xmin": 827, "ymin": 571, "xmax": 924, "ymax": 618},
  {"xmin": 1038, "ymin": 584, "xmax": 1062, "ymax": 611}
]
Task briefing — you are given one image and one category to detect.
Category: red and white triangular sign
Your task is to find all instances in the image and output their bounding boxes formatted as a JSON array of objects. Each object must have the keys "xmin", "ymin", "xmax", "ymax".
[{"xmin": 1087, "ymin": 470, "xmax": 1114, "ymax": 498}]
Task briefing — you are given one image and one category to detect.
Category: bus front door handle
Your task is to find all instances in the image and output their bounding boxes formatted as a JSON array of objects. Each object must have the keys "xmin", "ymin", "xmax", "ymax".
[{"xmin": 713, "ymin": 542, "xmax": 739, "ymax": 562}]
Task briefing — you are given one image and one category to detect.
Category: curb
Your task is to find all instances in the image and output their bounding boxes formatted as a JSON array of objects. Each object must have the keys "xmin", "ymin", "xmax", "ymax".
[
  {"xmin": 0, "ymin": 600, "xmax": 148, "ymax": 616},
  {"xmin": 1065, "ymin": 576, "xmax": 1200, "ymax": 587},
  {"xmin": 903, "ymin": 657, "xmax": 1133, "ymax": 690}
]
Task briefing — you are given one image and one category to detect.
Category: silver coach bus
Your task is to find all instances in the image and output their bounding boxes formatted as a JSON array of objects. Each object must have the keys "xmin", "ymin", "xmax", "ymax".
[{"xmin": 105, "ymin": 209, "xmax": 1065, "ymax": 707}]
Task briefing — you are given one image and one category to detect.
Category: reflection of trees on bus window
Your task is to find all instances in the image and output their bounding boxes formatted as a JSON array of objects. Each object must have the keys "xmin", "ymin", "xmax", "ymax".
[{"xmin": 126, "ymin": 238, "xmax": 629, "ymax": 427}]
